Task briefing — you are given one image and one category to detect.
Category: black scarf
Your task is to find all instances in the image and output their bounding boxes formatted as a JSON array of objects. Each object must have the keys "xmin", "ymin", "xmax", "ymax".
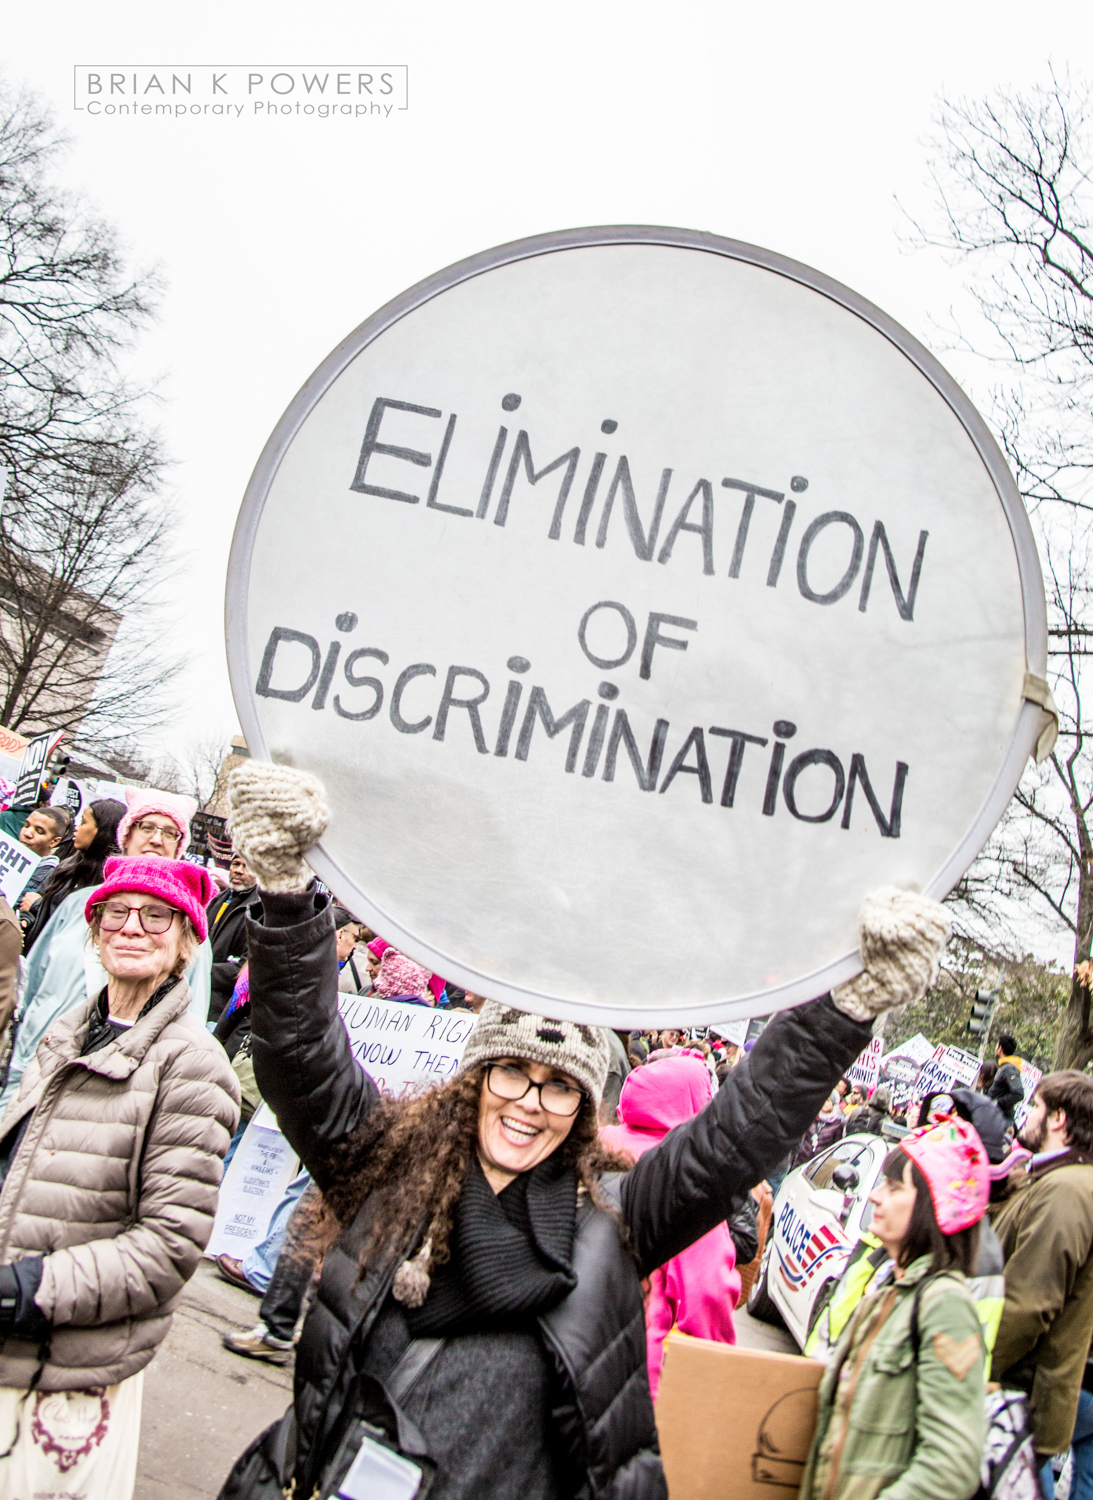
[
  {"xmin": 81, "ymin": 977, "xmax": 180, "ymax": 1057},
  {"xmin": 405, "ymin": 1154, "xmax": 578, "ymax": 1336}
]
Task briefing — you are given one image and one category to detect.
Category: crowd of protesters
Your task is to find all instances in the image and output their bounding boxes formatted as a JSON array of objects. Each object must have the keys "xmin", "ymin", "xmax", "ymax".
[{"xmin": 0, "ymin": 762, "xmax": 1086, "ymax": 1499}]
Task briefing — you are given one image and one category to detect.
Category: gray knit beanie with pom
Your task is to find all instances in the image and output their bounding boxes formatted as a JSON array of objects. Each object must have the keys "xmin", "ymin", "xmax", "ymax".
[{"xmin": 459, "ymin": 1002, "xmax": 611, "ymax": 1106}]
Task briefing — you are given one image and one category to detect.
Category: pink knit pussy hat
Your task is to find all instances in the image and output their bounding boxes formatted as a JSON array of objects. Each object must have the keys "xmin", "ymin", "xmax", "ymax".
[
  {"xmin": 375, "ymin": 950, "xmax": 432, "ymax": 1001},
  {"xmin": 117, "ymin": 788, "xmax": 198, "ymax": 855},
  {"xmin": 85, "ymin": 856, "xmax": 215, "ymax": 943},
  {"xmin": 901, "ymin": 1115, "xmax": 989, "ymax": 1234}
]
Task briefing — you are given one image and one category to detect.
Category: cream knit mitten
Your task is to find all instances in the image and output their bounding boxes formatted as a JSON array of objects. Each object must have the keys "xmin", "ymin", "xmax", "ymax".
[
  {"xmin": 831, "ymin": 887, "xmax": 951, "ymax": 1022},
  {"xmin": 226, "ymin": 762, "xmax": 330, "ymax": 893}
]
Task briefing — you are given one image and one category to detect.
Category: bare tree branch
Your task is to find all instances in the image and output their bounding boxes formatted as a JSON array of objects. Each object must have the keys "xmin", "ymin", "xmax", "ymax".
[
  {"xmin": 913, "ymin": 73, "xmax": 1093, "ymax": 1066},
  {"xmin": 0, "ymin": 80, "xmax": 182, "ymax": 751}
]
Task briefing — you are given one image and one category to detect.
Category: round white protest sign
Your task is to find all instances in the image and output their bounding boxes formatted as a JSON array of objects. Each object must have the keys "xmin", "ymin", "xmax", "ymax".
[{"xmin": 227, "ymin": 227, "xmax": 1046, "ymax": 1025}]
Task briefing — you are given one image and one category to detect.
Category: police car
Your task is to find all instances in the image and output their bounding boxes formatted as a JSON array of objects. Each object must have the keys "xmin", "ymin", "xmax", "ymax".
[{"xmin": 746, "ymin": 1131, "xmax": 891, "ymax": 1349}]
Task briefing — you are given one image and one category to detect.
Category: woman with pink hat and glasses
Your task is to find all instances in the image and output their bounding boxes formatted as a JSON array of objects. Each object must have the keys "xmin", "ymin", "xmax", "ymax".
[
  {"xmin": 0, "ymin": 856, "xmax": 238, "ymax": 1499},
  {"xmin": 1, "ymin": 790, "xmax": 214, "ymax": 1113},
  {"xmin": 798, "ymin": 1117, "xmax": 991, "ymax": 1500}
]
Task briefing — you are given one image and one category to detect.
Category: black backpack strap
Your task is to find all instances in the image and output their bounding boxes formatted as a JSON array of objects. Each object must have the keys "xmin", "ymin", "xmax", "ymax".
[
  {"xmin": 908, "ymin": 1272, "xmax": 954, "ymax": 1358},
  {"xmin": 909, "ymin": 1270, "xmax": 979, "ymax": 1362}
]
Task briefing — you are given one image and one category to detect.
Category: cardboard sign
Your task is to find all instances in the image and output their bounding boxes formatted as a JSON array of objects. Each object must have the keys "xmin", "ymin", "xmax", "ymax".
[
  {"xmin": 12, "ymin": 730, "xmax": 64, "ymax": 808},
  {"xmin": 657, "ymin": 1332, "xmax": 825, "ymax": 1499},
  {"xmin": 916, "ymin": 1042, "xmax": 983, "ymax": 1100},
  {"xmin": 0, "ymin": 726, "xmax": 29, "ymax": 760},
  {"xmin": 207, "ymin": 997, "xmax": 472, "ymax": 1258},
  {"xmin": 336, "ymin": 995, "xmax": 474, "ymax": 1091},
  {"xmin": 1013, "ymin": 1061, "xmax": 1043, "ymax": 1131},
  {"xmin": 710, "ymin": 1020, "xmax": 749, "ymax": 1047},
  {"xmin": 915, "ymin": 1046, "xmax": 961, "ymax": 1101},
  {"xmin": 0, "ymin": 829, "xmax": 40, "ymax": 905},
  {"xmin": 189, "ymin": 811, "xmax": 229, "ymax": 863},
  {"xmin": 945, "ymin": 1045, "xmax": 983, "ymax": 1087},
  {"xmin": 1019, "ymin": 1060, "xmax": 1042, "ymax": 1099},
  {"xmin": 204, "ymin": 1123, "xmax": 300, "ymax": 1261},
  {"xmin": 882, "ymin": 1033, "xmax": 935, "ymax": 1070},
  {"xmin": 876, "ymin": 1033, "xmax": 934, "ymax": 1105},
  {"xmin": 846, "ymin": 1036, "xmax": 883, "ymax": 1091},
  {"xmin": 227, "ymin": 228, "xmax": 1046, "ymax": 1025},
  {"xmin": 49, "ymin": 777, "xmax": 85, "ymax": 820}
]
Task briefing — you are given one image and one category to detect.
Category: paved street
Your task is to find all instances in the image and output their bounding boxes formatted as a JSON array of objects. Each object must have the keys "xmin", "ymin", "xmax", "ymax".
[
  {"xmin": 135, "ymin": 1261, "xmax": 291, "ymax": 1500},
  {"xmin": 732, "ymin": 1300, "xmax": 798, "ymax": 1356}
]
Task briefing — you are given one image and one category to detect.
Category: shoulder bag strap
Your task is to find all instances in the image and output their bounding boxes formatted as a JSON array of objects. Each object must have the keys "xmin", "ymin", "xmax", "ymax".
[{"xmin": 386, "ymin": 1337, "xmax": 444, "ymax": 1406}]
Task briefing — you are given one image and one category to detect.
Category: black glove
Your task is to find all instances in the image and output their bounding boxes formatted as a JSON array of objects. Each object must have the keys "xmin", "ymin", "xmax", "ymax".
[
  {"xmin": 0, "ymin": 1257, "xmax": 50, "ymax": 1342},
  {"xmin": 728, "ymin": 1193, "xmax": 760, "ymax": 1265}
]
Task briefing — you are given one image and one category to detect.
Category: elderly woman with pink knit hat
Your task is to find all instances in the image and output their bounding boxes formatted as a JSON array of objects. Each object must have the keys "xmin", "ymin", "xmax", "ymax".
[
  {"xmin": 798, "ymin": 1116, "xmax": 991, "ymax": 1500},
  {"xmin": 0, "ymin": 856, "xmax": 239, "ymax": 1500},
  {"xmin": 0, "ymin": 788, "xmax": 214, "ymax": 1113}
]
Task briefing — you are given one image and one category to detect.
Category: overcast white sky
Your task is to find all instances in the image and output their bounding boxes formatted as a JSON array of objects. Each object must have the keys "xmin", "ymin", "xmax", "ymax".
[{"xmin": 5, "ymin": 0, "xmax": 1092, "ymax": 762}]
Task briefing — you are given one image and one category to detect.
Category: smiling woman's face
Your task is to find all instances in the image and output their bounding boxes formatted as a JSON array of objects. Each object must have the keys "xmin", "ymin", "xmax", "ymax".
[
  {"xmin": 477, "ymin": 1058, "xmax": 581, "ymax": 1188},
  {"xmin": 96, "ymin": 897, "xmax": 183, "ymax": 985}
]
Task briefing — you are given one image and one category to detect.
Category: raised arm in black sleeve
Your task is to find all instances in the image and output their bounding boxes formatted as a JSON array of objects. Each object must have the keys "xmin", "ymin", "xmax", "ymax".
[
  {"xmin": 620, "ymin": 995, "xmax": 871, "ymax": 1276},
  {"xmin": 246, "ymin": 886, "xmax": 379, "ymax": 1192}
]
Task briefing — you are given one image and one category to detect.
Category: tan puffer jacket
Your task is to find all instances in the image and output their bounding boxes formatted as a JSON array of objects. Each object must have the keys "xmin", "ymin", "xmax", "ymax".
[{"xmin": 0, "ymin": 977, "xmax": 240, "ymax": 1389}]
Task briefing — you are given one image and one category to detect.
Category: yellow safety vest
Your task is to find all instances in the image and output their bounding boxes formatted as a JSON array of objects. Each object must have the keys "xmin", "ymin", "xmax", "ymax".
[{"xmin": 804, "ymin": 1224, "xmax": 1004, "ymax": 1376}]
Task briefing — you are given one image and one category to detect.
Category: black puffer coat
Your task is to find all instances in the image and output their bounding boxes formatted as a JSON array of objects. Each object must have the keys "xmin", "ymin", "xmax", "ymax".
[
  {"xmin": 206, "ymin": 886, "xmax": 257, "ymax": 1023},
  {"xmin": 221, "ymin": 889, "xmax": 872, "ymax": 1500}
]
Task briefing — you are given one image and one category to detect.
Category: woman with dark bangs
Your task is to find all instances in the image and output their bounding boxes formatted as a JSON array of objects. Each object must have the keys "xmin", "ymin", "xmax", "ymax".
[{"xmin": 799, "ymin": 1118, "xmax": 990, "ymax": 1500}]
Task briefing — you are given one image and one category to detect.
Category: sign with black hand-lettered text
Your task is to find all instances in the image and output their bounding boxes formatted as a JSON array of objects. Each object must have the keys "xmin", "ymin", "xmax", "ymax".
[
  {"xmin": 227, "ymin": 227, "xmax": 1046, "ymax": 1025},
  {"xmin": 205, "ymin": 995, "xmax": 470, "ymax": 1260},
  {"xmin": 0, "ymin": 828, "xmax": 40, "ymax": 905}
]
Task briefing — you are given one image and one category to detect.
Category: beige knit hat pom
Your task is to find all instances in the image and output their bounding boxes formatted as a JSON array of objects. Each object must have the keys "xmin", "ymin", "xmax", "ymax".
[
  {"xmin": 832, "ymin": 886, "xmax": 951, "ymax": 1023},
  {"xmin": 391, "ymin": 1237, "xmax": 433, "ymax": 1308},
  {"xmin": 227, "ymin": 761, "xmax": 330, "ymax": 893}
]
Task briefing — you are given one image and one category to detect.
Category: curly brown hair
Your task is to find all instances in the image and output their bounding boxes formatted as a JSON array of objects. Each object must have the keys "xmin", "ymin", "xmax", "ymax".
[{"xmin": 319, "ymin": 1064, "xmax": 633, "ymax": 1272}]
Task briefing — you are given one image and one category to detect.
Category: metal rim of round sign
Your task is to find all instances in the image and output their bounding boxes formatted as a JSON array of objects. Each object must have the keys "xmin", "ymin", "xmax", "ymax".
[{"xmin": 225, "ymin": 224, "xmax": 1046, "ymax": 1025}]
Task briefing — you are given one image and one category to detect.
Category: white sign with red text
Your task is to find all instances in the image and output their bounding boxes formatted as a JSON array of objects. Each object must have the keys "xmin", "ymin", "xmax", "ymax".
[{"xmin": 846, "ymin": 1036, "xmax": 883, "ymax": 1092}]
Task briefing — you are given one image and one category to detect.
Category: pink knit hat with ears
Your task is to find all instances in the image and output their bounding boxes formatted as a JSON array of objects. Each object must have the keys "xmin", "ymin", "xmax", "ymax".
[
  {"xmin": 375, "ymin": 950, "xmax": 432, "ymax": 1002},
  {"xmin": 85, "ymin": 856, "xmax": 216, "ymax": 943},
  {"xmin": 116, "ymin": 788, "xmax": 198, "ymax": 856},
  {"xmin": 901, "ymin": 1115, "xmax": 990, "ymax": 1234}
]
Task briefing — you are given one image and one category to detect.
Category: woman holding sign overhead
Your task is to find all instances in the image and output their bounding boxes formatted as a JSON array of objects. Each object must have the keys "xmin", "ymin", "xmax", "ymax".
[{"xmin": 220, "ymin": 762, "xmax": 952, "ymax": 1500}]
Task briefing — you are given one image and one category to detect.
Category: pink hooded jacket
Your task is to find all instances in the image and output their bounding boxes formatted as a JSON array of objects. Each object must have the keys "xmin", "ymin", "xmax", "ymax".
[{"xmin": 601, "ymin": 1056, "xmax": 740, "ymax": 1398}]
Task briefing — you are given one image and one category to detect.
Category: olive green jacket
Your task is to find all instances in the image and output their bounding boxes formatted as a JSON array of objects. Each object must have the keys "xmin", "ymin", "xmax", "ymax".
[
  {"xmin": 798, "ymin": 1258, "xmax": 986, "ymax": 1500},
  {"xmin": 992, "ymin": 1151, "xmax": 1093, "ymax": 1455}
]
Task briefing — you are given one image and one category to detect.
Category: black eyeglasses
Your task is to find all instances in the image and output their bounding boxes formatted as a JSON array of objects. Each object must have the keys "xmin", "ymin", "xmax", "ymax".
[{"xmin": 485, "ymin": 1063, "xmax": 584, "ymax": 1117}]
